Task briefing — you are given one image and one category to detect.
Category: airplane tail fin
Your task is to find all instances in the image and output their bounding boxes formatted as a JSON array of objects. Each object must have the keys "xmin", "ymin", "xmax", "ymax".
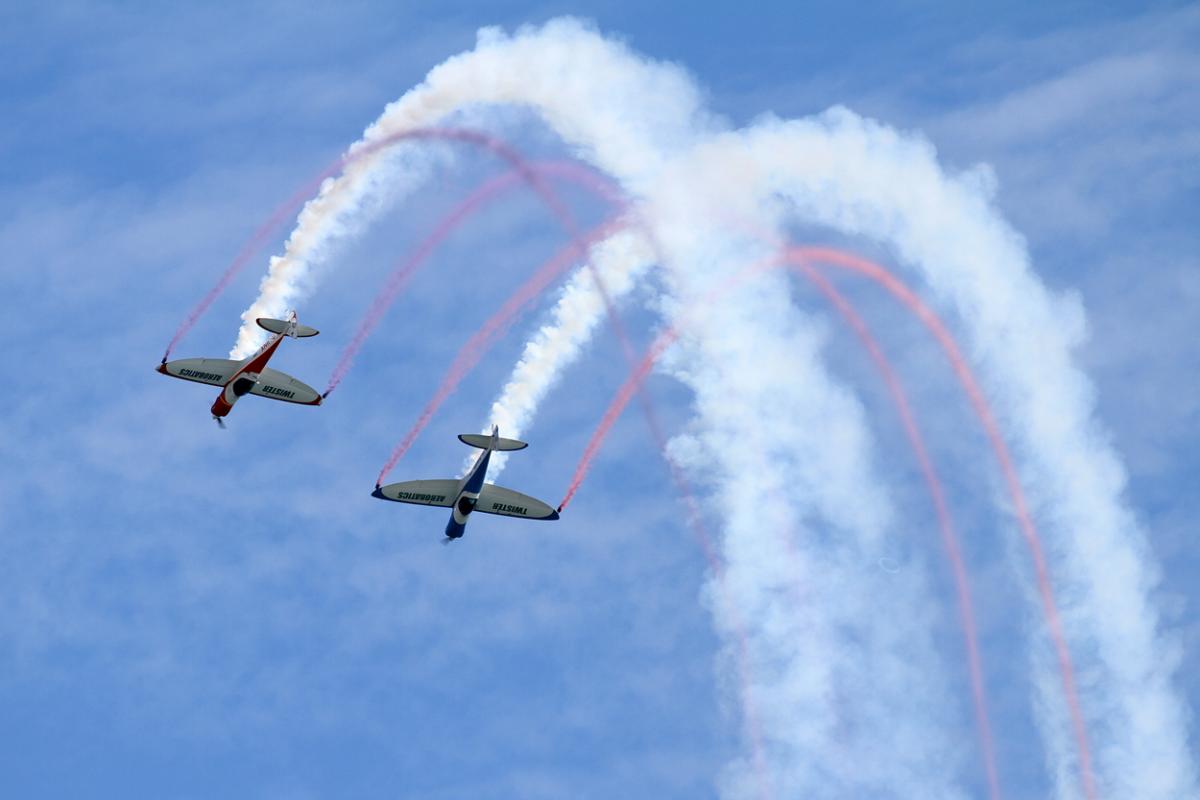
[
  {"xmin": 458, "ymin": 432, "xmax": 528, "ymax": 451},
  {"xmin": 257, "ymin": 314, "xmax": 319, "ymax": 338}
]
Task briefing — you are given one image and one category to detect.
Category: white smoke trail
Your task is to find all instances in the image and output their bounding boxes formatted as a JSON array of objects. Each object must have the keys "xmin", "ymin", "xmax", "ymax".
[
  {"xmin": 234, "ymin": 17, "xmax": 1195, "ymax": 799},
  {"xmin": 230, "ymin": 142, "xmax": 449, "ymax": 358},
  {"xmin": 238, "ymin": 20, "xmax": 965, "ymax": 797},
  {"xmin": 230, "ymin": 19, "xmax": 715, "ymax": 357},
  {"xmin": 643, "ymin": 114, "xmax": 1197, "ymax": 798},
  {"xmin": 647, "ymin": 231, "xmax": 970, "ymax": 799},
  {"xmin": 461, "ymin": 33, "xmax": 1196, "ymax": 800},
  {"xmin": 467, "ymin": 229, "xmax": 656, "ymax": 478}
]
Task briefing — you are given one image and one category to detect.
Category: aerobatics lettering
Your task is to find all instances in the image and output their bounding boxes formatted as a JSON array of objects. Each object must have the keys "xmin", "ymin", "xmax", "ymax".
[
  {"xmin": 180, "ymin": 368, "xmax": 224, "ymax": 382},
  {"xmin": 261, "ymin": 385, "xmax": 296, "ymax": 399},
  {"xmin": 396, "ymin": 491, "xmax": 447, "ymax": 503},
  {"xmin": 491, "ymin": 503, "xmax": 528, "ymax": 516}
]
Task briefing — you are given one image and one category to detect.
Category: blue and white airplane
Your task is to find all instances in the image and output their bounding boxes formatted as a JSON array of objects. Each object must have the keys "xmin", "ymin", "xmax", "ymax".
[{"xmin": 372, "ymin": 426, "xmax": 559, "ymax": 540}]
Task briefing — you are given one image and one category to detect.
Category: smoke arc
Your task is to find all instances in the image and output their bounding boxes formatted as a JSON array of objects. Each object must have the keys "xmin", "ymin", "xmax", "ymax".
[{"xmin": 227, "ymin": 18, "xmax": 1193, "ymax": 800}]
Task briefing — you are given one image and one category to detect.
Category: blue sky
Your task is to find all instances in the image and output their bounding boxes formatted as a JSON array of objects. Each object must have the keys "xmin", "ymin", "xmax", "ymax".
[{"xmin": 1, "ymin": 3, "xmax": 1196, "ymax": 797}]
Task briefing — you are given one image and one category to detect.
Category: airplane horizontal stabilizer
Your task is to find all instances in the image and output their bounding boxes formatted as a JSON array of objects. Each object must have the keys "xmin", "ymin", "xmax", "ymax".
[
  {"xmin": 475, "ymin": 483, "xmax": 559, "ymax": 520},
  {"xmin": 373, "ymin": 479, "xmax": 458, "ymax": 507},
  {"xmin": 458, "ymin": 433, "xmax": 528, "ymax": 451},
  {"xmin": 256, "ymin": 318, "xmax": 319, "ymax": 338}
]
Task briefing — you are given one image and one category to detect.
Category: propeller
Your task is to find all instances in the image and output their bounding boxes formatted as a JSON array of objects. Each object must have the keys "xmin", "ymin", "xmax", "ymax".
[{"xmin": 213, "ymin": 415, "xmax": 226, "ymax": 430}]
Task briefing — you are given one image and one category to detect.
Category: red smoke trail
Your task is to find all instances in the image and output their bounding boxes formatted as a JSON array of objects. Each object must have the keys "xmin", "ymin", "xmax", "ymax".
[
  {"xmin": 321, "ymin": 171, "xmax": 514, "ymax": 397},
  {"xmin": 615, "ymin": 358, "xmax": 777, "ymax": 800},
  {"xmin": 430, "ymin": 145, "xmax": 777, "ymax": 789},
  {"xmin": 556, "ymin": 252, "xmax": 1005, "ymax": 797},
  {"xmin": 373, "ymin": 216, "xmax": 628, "ymax": 487},
  {"xmin": 512, "ymin": 151, "xmax": 774, "ymax": 790},
  {"xmin": 322, "ymin": 160, "xmax": 614, "ymax": 398},
  {"xmin": 788, "ymin": 247, "xmax": 1096, "ymax": 800},
  {"xmin": 797, "ymin": 261, "xmax": 1001, "ymax": 800},
  {"xmin": 362, "ymin": 216, "xmax": 776, "ymax": 799},
  {"xmin": 373, "ymin": 248, "xmax": 777, "ymax": 800},
  {"xmin": 163, "ymin": 121, "xmax": 776, "ymax": 795},
  {"xmin": 557, "ymin": 328, "xmax": 674, "ymax": 512},
  {"xmin": 162, "ymin": 127, "xmax": 614, "ymax": 361},
  {"xmin": 161, "ymin": 170, "xmax": 332, "ymax": 362},
  {"xmin": 562, "ymin": 246, "xmax": 1099, "ymax": 799}
]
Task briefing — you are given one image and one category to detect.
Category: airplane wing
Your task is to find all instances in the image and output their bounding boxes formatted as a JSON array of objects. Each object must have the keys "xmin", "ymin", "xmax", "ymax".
[
  {"xmin": 160, "ymin": 358, "xmax": 240, "ymax": 386},
  {"xmin": 475, "ymin": 483, "xmax": 560, "ymax": 520},
  {"xmin": 375, "ymin": 479, "xmax": 458, "ymax": 507},
  {"xmin": 247, "ymin": 367, "xmax": 322, "ymax": 405}
]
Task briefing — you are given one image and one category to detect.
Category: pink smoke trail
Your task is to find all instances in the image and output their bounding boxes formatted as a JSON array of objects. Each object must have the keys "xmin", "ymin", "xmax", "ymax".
[
  {"xmin": 507, "ymin": 149, "xmax": 766, "ymax": 784},
  {"xmin": 561, "ymin": 244, "xmax": 1104, "ymax": 799},
  {"xmin": 555, "ymin": 251, "xmax": 1005, "ymax": 796},
  {"xmin": 798, "ymin": 261, "xmax": 1001, "ymax": 800},
  {"xmin": 373, "ymin": 216, "xmax": 627, "ymax": 486},
  {"xmin": 790, "ymin": 247, "xmax": 1096, "ymax": 800},
  {"xmin": 624, "ymin": 360, "xmax": 776, "ymax": 800},
  {"xmin": 362, "ymin": 222, "xmax": 775, "ymax": 800},
  {"xmin": 161, "ymin": 171, "xmax": 331, "ymax": 362},
  {"xmin": 162, "ymin": 124, "xmax": 773, "ymax": 797},
  {"xmin": 162, "ymin": 127, "xmax": 612, "ymax": 361},
  {"xmin": 323, "ymin": 161, "xmax": 623, "ymax": 398}
]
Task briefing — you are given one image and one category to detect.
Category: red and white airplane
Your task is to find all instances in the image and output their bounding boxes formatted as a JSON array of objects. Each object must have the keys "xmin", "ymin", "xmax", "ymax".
[{"xmin": 157, "ymin": 313, "xmax": 322, "ymax": 426}]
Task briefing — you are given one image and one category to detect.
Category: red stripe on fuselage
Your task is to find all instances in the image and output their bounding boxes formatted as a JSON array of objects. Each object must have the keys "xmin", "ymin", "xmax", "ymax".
[
  {"xmin": 211, "ymin": 332, "xmax": 286, "ymax": 417},
  {"xmin": 211, "ymin": 394, "xmax": 233, "ymax": 417},
  {"xmin": 239, "ymin": 333, "xmax": 287, "ymax": 376}
]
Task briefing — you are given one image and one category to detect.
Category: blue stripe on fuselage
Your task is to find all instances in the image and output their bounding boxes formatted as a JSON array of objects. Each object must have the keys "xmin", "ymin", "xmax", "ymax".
[
  {"xmin": 461, "ymin": 448, "xmax": 491, "ymax": 496},
  {"xmin": 445, "ymin": 447, "xmax": 491, "ymax": 539}
]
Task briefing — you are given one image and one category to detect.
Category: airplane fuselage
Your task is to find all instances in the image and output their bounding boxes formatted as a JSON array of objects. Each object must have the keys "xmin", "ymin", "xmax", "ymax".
[
  {"xmin": 446, "ymin": 445, "xmax": 492, "ymax": 539},
  {"xmin": 207, "ymin": 332, "xmax": 286, "ymax": 419}
]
